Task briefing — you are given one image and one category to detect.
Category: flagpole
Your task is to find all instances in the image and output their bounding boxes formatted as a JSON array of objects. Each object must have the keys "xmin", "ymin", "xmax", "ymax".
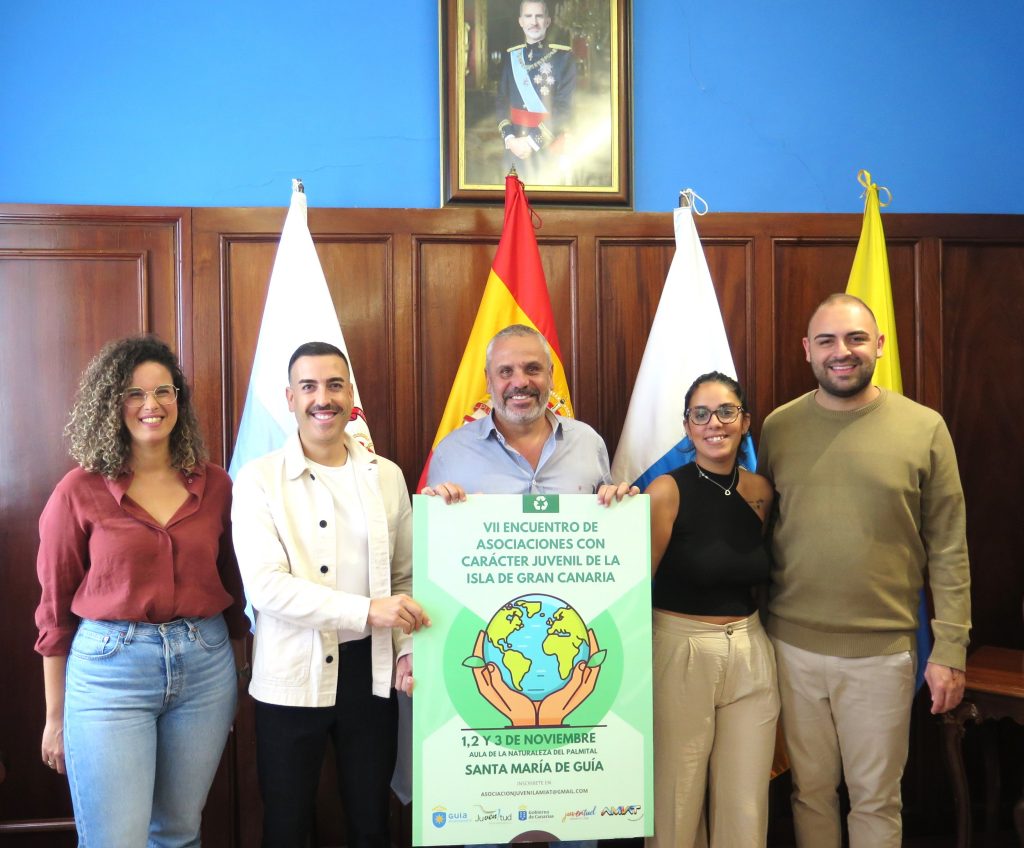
[{"xmin": 678, "ymin": 188, "xmax": 708, "ymax": 214}]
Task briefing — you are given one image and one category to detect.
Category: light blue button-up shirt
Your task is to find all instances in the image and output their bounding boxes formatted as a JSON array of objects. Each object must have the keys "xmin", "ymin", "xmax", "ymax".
[{"xmin": 426, "ymin": 411, "xmax": 612, "ymax": 494}]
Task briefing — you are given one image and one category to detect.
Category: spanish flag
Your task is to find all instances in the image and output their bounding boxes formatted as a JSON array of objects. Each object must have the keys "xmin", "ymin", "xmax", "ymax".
[{"xmin": 417, "ymin": 173, "xmax": 573, "ymax": 490}]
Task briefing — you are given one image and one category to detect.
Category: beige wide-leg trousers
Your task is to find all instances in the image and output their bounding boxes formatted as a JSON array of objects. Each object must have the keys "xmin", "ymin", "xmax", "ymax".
[{"xmin": 647, "ymin": 610, "xmax": 779, "ymax": 848}]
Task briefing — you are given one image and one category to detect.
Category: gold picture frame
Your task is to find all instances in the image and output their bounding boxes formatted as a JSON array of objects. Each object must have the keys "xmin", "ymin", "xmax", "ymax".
[{"xmin": 441, "ymin": 0, "xmax": 632, "ymax": 206}]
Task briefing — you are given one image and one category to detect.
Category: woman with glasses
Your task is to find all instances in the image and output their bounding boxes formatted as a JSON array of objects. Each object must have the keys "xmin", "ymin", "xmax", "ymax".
[
  {"xmin": 645, "ymin": 371, "xmax": 779, "ymax": 848},
  {"xmin": 34, "ymin": 335, "xmax": 249, "ymax": 847}
]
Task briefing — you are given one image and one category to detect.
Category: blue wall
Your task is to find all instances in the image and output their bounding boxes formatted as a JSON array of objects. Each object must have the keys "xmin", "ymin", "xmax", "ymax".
[{"xmin": 3, "ymin": 1, "xmax": 1022, "ymax": 213}]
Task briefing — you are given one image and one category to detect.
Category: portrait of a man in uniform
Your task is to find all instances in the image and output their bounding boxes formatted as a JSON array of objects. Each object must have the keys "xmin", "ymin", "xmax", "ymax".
[
  {"xmin": 496, "ymin": 1, "xmax": 576, "ymax": 186},
  {"xmin": 448, "ymin": 0, "xmax": 623, "ymax": 198}
]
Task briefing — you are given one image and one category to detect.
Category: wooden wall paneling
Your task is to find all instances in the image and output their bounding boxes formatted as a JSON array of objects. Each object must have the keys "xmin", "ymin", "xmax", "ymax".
[
  {"xmin": 545, "ymin": 234, "xmax": 582, "ymax": 418},
  {"xmin": 768, "ymin": 233, "xmax": 921, "ymax": 410},
  {"xmin": 539, "ymin": 236, "xmax": 578, "ymax": 416},
  {"xmin": 914, "ymin": 237, "xmax": 943, "ymax": 411},
  {"xmin": 193, "ymin": 206, "xmax": 286, "ymax": 466},
  {"xmin": 940, "ymin": 239, "xmax": 1024, "ymax": 651},
  {"xmin": 591, "ymin": 231, "xmax": 754, "ymax": 462},
  {"xmin": 221, "ymin": 234, "xmax": 279, "ymax": 456},
  {"xmin": 747, "ymin": 225, "xmax": 776, "ymax": 440},
  {"xmin": 0, "ymin": 206, "xmax": 187, "ymax": 842},
  {"xmin": 315, "ymin": 234, "xmax": 397, "ymax": 457},
  {"xmin": 705, "ymin": 238, "xmax": 756, "ymax": 402},
  {"xmin": 415, "ymin": 233, "xmax": 501, "ymax": 469},
  {"xmin": 594, "ymin": 236, "xmax": 674, "ymax": 458},
  {"xmin": 884, "ymin": 240, "xmax": 921, "ymax": 401},
  {"xmin": 570, "ymin": 231, "xmax": 597, "ymax": 425},
  {"xmin": 218, "ymin": 234, "xmax": 397, "ymax": 461},
  {"xmin": 390, "ymin": 225, "xmax": 418, "ymax": 483},
  {"xmin": 771, "ymin": 238, "xmax": 858, "ymax": 406},
  {"xmin": 12, "ymin": 203, "xmax": 1016, "ymax": 846},
  {"xmin": 192, "ymin": 209, "xmax": 400, "ymax": 464}
]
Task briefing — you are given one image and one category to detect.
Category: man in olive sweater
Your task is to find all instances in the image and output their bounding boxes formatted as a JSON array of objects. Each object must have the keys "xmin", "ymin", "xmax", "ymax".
[{"xmin": 758, "ymin": 293, "xmax": 970, "ymax": 848}]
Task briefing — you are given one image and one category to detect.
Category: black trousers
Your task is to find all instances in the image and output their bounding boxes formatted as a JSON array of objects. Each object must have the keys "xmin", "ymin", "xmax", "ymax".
[{"xmin": 254, "ymin": 637, "xmax": 398, "ymax": 848}]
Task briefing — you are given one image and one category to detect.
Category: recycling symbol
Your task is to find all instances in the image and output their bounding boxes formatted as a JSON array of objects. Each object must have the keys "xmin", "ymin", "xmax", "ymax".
[{"xmin": 532, "ymin": 495, "xmax": 549, "ymax": 511}]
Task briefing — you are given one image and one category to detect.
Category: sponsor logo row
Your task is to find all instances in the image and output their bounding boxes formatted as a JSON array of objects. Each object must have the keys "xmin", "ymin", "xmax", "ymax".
[{"xmin": 431, "ymin": 803, "xmax": 643, "ymax": 829}]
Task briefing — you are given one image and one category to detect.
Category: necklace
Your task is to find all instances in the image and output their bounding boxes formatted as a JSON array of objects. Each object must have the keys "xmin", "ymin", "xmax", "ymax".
[{"xmin": 696, "ymin": 463, "xmax": 738, "ymax": 496}]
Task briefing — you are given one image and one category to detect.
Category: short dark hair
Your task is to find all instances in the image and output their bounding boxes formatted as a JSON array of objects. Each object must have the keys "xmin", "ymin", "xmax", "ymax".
[
  {"xmin": 808, "ymin": 293, "xmax": 878, "ymax": 334},
  {"xmin": 287, "ymin": 342, "xmax": 350, "ymax": 381},
  {"xmin": 683, "ymin": 371, "xmax": 747, "ymax": 413}
]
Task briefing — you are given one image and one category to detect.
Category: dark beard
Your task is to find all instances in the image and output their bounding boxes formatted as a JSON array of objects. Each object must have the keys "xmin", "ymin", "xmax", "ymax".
[{"xmin": 813, "ymin": 360, "xmax": 875, "ymax": 398}]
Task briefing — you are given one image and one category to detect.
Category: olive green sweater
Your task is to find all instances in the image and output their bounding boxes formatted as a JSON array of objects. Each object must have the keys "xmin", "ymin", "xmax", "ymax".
[{"xmin": 759, "ymin": 388, "xmax": 971, "ymax": 670}]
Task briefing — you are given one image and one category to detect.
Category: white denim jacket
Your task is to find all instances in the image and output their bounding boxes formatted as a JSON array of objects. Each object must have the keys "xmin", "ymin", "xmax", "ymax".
[{"xmin": 232, "ymin": 432, "xmax": 412, "ymax": 706}]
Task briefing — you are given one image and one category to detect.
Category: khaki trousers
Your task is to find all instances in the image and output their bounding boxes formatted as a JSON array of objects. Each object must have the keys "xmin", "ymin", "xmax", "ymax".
[
  {"xmin": 772, "ymin": 639, "xmax": 916, "ymax": 848},
  {"xmin": 647, "ymin": 611, "xmax": 779, "ymax": 848}
]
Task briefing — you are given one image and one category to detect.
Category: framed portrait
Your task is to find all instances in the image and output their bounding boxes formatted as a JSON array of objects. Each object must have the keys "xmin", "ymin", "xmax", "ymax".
[{"xmin": 440, "ymin": 0, "xmax": 632, "ymax": 206}]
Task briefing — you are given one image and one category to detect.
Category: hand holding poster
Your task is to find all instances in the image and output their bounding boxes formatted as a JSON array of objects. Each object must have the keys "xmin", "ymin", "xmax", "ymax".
[{"xmin": 412, "ymin": 494, "xmax": 653, "ymax": 845}]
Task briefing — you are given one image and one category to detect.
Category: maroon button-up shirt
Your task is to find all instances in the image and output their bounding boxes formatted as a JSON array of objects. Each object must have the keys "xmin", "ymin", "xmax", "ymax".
[{"xmin": 35, "ymin": 463, "xmax": 249, "ymax": 656}]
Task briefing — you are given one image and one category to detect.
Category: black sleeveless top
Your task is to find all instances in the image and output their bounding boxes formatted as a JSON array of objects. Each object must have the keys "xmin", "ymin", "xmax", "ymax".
[{"xmin": 651, "ymin": 463, "xmax": 771, "ymax": 617}]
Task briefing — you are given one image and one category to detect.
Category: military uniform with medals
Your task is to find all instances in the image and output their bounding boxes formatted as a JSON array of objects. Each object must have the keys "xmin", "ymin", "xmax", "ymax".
[{"xmin": 496, "ymin": 39, "xmax": 576, "ymax": 185}]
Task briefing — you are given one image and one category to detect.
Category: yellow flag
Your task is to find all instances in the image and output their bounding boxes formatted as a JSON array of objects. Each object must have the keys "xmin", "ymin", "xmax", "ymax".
[
  {"xmin": 846, "ymin": 169, "xmax": 902, "ymax": 393},
  {"xmin": 847, "ymin": 171, "xmax": 934, "ymax": 692}
]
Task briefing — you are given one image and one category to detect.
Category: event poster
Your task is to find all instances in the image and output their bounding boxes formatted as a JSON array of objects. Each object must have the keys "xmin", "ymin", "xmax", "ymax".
[{"xmin": 412, "ymin": 493, "xmax": 652, "ymax": 846}]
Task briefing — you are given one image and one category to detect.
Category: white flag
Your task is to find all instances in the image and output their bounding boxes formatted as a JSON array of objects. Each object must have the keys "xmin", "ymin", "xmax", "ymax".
[
  {"xmin": 611, "ymin": 203, "xmax": 753, "ymax": 489},
  {"xmin": 228, "ymin": 179, "xmax": 372, "ymax": 478}
]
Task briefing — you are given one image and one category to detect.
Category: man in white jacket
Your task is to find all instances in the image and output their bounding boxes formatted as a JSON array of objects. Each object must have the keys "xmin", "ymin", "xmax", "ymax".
[{"xmin": 233, "ymin": 341, "xmax": 429, "ymax": 848}]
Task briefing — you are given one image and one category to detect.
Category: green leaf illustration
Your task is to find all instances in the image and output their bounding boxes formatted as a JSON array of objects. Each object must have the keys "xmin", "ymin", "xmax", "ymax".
[
  {"xmin": 462, "ymin": 656, "xmax": 486, "ymax": 668},
  {"xmin": 586, "ymin": 650, "xmax": 607, "ymax": 668}
]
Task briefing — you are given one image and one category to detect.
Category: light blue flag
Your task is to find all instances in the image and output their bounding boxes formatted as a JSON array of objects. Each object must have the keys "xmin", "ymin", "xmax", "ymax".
[
  {"xmin": 611, "ymin": 196, "xmax": 755, "ymax": 490},
  {"xmin": 228, "ymin": 179, "xmax": 372, "ymax": 481},
  {"xmin": 228, "ymin": 179, "xmax": 373, "ymax": 630}
]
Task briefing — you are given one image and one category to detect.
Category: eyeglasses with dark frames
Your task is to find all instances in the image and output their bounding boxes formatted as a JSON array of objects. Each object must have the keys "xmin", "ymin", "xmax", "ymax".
[{"xmin": 684, "ymin": 404, "xmax": 744, "ymax": 425}]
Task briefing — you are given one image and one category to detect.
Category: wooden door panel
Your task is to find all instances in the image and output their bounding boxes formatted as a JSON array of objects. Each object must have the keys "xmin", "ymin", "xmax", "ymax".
[
  {"xmin": 0, "ymin": 209, "xmax": 185, "ymax": 841},
  {"xmin": 595, "ymin": 237, "xmax": 674, "ymax": 457},
  {"xmin": 219, "ymin": 235, "xmax": 396, "ymax": 462},
  {"xmin": 941, "ymin": 240, "xmax": 1024, "ymax": 650},
  {"xmin": 593, "ymin": 237, "xmax": 753, "ymax": 461}
]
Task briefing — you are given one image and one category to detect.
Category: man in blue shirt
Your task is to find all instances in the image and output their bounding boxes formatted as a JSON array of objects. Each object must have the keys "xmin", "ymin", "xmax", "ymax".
[
  {"xmin": 426, "ymin": 325, "xmax": 628, "ymax": 501},
  {"xmin": 425, "ymin": 323, "xmax": 635, "ymax": 848}
]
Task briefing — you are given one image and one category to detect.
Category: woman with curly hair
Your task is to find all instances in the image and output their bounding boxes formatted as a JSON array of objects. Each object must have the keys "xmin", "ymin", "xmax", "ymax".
[{"xmin": 34, "ymin": 335, "xmax": 249, "ymax": 847}]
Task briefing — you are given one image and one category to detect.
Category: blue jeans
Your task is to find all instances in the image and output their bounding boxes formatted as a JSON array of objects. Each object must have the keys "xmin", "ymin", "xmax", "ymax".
[{"xmin": 64, "ymin": 615, "xmax": 237, "ymax": 847}]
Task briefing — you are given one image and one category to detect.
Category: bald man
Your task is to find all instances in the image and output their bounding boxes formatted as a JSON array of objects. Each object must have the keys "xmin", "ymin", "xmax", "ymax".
[{"xmin": 758, "ymin": 293, "xmax": 971, "ymax": 848}]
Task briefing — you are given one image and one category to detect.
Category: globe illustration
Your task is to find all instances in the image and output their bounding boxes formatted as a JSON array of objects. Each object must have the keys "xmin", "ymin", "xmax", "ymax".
[{"xmin": 481, "ymin": 594, "xmax": 591, "ymax": 702}]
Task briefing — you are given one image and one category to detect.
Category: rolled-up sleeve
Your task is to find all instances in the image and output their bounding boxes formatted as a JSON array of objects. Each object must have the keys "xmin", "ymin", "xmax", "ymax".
[{"xmin": 35, "ymin": 482, "xmax": 89, "ymax": 656}]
